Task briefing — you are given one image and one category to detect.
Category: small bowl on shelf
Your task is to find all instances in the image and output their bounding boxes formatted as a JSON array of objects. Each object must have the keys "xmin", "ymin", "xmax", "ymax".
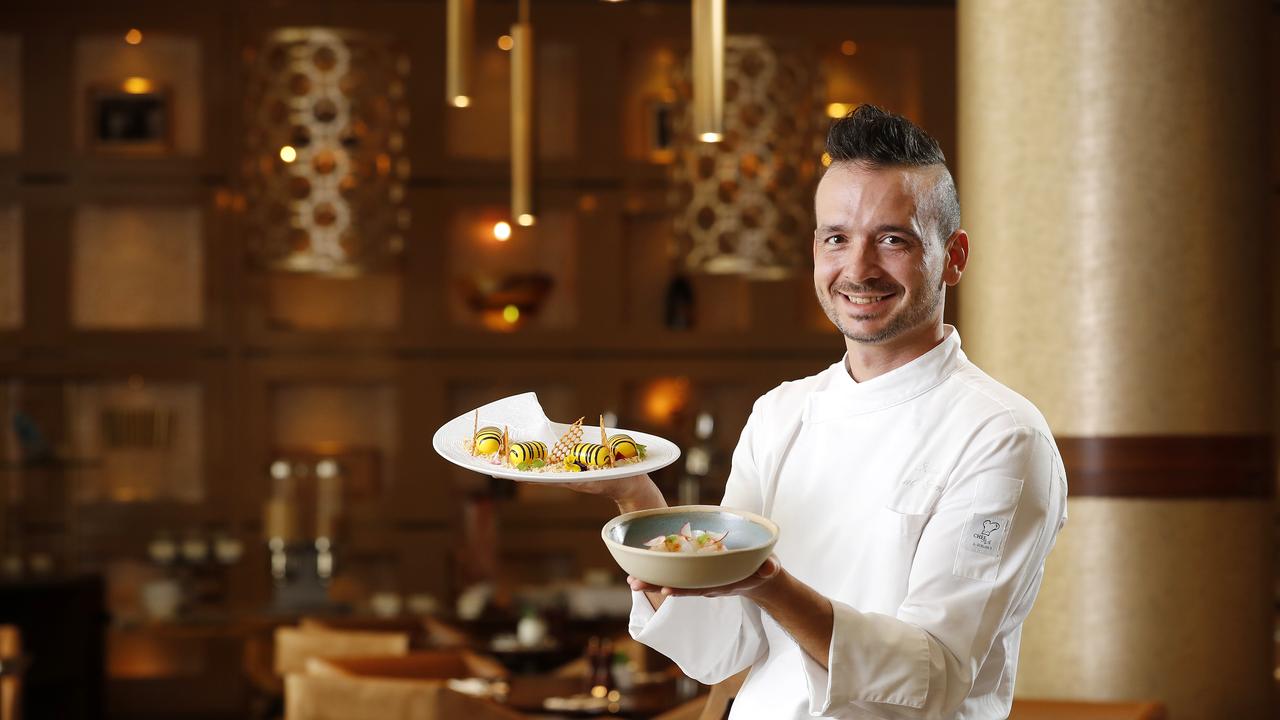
[{"xmin": 601, "ymin": 505, "xmax": 779, "ymax": 590}]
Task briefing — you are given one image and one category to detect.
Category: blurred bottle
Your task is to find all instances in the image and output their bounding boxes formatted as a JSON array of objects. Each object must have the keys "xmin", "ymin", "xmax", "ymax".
[
  {"xmin": 678, "ymin": 411, "xmax": 716, "ymax": 505},
  {"xmin": 590, "ymin": 636, "xmax": 615, "ymax": 697},
  {"xmin": 663, "ymin": 274, "xmax": 695, "ymax": 330}
]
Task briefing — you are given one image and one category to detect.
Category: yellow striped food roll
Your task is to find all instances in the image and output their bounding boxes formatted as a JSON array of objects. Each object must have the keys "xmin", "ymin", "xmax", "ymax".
[
  {"xmin": 508, "ymin": 441, "xmax": 547, "ymax": 466},
  {"xmin": 607, "ymin": 434, "xmax": 638, "ymax": 459},
  {"xmin": 571, "ymin": 442, "xmax": 612, "ymax": 468},
  {"xmin": 474, "ymin": 426, "xmax": 503, "ymax": 455}
]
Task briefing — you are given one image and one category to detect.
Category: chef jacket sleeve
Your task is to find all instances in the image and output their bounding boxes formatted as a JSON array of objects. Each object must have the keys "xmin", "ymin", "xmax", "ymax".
[
  {"xmin": 627, "ymin": 400, "xmax": 770, "ymax": 684},
  {"xmin": 799, "ymin": 424, "xmax": 1067, "ymax": 719}
]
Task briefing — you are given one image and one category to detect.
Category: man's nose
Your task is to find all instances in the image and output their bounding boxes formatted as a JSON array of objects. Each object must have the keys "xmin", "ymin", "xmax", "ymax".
[{"xmin": 841, "ymin": 240, "xmax": 882, "ymax": 284}]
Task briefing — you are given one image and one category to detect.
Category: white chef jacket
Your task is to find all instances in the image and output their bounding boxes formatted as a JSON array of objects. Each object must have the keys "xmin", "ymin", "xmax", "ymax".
[{"xmin": 629, "ymin": 327, "xmax": 1068, "ymax": 720}]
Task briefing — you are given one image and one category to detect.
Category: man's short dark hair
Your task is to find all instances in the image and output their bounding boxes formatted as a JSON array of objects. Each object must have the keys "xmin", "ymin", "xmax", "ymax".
[{"xmin": 825, "ymin": 104, "xmax": 960, "ymax": 243}]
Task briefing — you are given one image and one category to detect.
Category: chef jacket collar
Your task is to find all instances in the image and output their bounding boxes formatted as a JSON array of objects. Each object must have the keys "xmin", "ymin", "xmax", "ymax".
[{"xmin": 806, "ymin": 325, "xmax": 966, "ymax": 421}]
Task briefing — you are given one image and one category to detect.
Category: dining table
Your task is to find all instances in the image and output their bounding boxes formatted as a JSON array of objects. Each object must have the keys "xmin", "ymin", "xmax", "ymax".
[{"xmin": 502, "ymin": 674, "xmax": 701, "ymax": 719}]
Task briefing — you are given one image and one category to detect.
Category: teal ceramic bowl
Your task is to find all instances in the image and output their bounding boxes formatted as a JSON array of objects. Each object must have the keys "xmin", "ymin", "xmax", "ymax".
[{"xmin": 601, "ymin": 505, "xmax": 779, "ymax": 589}]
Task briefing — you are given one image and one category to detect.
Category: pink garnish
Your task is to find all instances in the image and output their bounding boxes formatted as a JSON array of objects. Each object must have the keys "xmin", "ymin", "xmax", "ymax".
[
  {"xmin": 644, "ymin": 536, "xmax": 666, "ymax": 547},
  {"xmin": 678, "ymin": 522, "xmax": 692, "ymax": 540}
]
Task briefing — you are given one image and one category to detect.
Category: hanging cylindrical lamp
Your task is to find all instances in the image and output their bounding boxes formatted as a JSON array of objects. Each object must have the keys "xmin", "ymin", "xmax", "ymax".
[
  {"xmin": 446, "ymin": 0, "xmax": 475, "ymax": 107},
  {"xmin": 511, "ymin": 0, "xmax": 536, "ymax": 226},
  {"xmin": 692, "ymin": 0, "xmax": 724, "ymax": 142}
]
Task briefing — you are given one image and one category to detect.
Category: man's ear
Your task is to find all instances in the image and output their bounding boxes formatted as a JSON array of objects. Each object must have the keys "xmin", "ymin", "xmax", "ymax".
[{"xmin": 943, "ymin": 229, "xmax": 969, "ymax": 286}]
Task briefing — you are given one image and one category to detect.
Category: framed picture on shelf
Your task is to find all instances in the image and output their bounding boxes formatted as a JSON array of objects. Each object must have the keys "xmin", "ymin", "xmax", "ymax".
[{"xmin": 87, "ymin": 80, "xmax": 173, "ymax": 155}]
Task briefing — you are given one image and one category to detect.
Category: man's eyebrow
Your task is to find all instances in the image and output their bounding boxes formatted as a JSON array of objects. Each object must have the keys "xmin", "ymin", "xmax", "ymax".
[
  {"xmin": 815, "ymin": 223, "xmax": 923, "ymax": 240},
  {"xmin": 873, "ymin": 224, "xmax": 922, "ymax": 240}
]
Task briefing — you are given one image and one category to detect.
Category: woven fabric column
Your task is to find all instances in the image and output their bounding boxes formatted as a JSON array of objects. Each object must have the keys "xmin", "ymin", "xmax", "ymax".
[{"xmin": 957, "ymin": 2, "xmax": 1274, "ymax": 718}]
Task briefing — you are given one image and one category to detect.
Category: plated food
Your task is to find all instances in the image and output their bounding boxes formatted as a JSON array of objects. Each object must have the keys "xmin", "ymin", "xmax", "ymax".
[
  {"xmin": 431, "ymin": 392, "xmax": 681, "ymax": 484},
  {"xmin": 466, "ymin": 413, "xmax": 647, "ymax": 473}
]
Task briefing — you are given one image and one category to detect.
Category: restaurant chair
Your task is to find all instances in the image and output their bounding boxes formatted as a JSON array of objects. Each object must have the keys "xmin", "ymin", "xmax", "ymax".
[
  {"xmin": 1010, "ymin": 698, "xmax": 1168, "ymax": 720},
  {"xmin": 284, "ymin": 672, "xmax": 527, "ymax": 720},
  {"xmin": 298, "ymin": 615, "xmax": 472, "ymax": 649},
  {"xmin": 306, "ymin": 649, "xmax": 509, "ymax": 681},
  {"xmin": 273, "ymin": 626, "xmax": 411, "ymax": 676}
]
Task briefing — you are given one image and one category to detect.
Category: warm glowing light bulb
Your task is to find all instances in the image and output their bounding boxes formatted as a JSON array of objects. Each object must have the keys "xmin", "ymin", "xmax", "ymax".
[
  {"xmin": 590, "ymin": 685, "xmax": 608, "ymax": 699},
  {"xmin": 497, "ymin": 35, "xmax": 514, "ymax": 51},
  {"xmin": 826, "ymin": 102, "xmax": 852, "ymax": 119},
  {"xmin": 841, "ymin": 40, "xmax": 858, "ymax": 56},
  {"xmin": 502, "ymin": 305, "xmax": 520, "ymax": 324},
  {"xmin": 516, "ymin": 213, "xmax": 535, "ymax": 227},
  {"xmin": 124, "ymin": 28, "xmax": 143, "ymax": 45},
  {"xmin": 122, "ymin": 77, "xmax": 152, "ymax": 94},
  {"xmin": 699, "ymin": 132, "xmax": 722, "ymax": 143},
  {"xmin": 452, "ymin": 95, "xmax": 471, "ymax": 108},
  {"xmin": 493, "ymin": 221, "xmax": 512, "ymax": 241},
  {"xmin": 279, "ymin": 145, "xmax": 297, "ymax": 163}
]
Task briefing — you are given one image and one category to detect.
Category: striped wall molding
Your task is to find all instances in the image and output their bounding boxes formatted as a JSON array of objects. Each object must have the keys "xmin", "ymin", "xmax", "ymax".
[{"xmin": 1057, "ymin": 436, "xmax": 1274, "ymax": 498}]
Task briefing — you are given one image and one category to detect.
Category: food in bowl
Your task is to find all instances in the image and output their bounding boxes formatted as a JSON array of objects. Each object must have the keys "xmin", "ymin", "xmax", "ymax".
[
  {"xmin": 602, "ymin": 506, "xmax": 778, "ymax": 589},
  {"xmin": 645, "ymin": 523, "xmax": 729, "ymax": 553}
]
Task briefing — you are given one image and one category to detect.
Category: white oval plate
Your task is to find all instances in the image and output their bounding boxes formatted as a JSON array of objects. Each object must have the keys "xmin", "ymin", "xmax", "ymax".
[{"xmin": 432, "ymin": 413, "xmax": 681, "ymax": 483}]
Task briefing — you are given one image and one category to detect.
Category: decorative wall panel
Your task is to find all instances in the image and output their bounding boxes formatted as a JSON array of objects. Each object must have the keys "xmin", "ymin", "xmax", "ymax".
[
  {"xmin": 66, "ymin": 381, "xmax": 204, "ymax": 503},
  {"xmin": 267, "ymin": 274, "xmax": 401, "ymax": 331},
  {"xmin": 0, "ymin": 206, "xmax": 20, "ymax": 329},
  {"xmin": 72, "ymin": 205, "xmax": 204, "ymax": 329},
  {"xmin": 670, "ymin": 36, "xmax": 825, "ymax": 278},
  {"xmin": 0, "ymin": 35, "xmax": 20, "ymax": 154},
  {"xmin": 243, "ymin": 28, "xmax": 409, "ymax": 274}
]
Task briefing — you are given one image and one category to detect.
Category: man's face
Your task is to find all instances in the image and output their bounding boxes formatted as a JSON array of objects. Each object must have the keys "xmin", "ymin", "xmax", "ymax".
[{"xmin": 812, "ymin": 162, "xmax": 951, "ymax": 347}]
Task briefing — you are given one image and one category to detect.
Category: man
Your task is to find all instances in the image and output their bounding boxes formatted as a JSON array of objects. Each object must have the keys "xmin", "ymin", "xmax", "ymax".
[{"xmin": 561, "ymin": 105, "xmax": 1067, "ymax": 719}]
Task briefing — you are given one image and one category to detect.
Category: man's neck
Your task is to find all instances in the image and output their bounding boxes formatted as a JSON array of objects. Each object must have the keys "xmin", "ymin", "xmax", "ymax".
[{"xmin": 843, "ymin": 322, "xmax": 947, "ymax": 383}]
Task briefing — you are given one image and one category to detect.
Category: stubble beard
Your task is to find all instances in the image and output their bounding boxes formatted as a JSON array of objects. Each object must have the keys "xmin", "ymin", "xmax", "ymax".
[{"xmin": 817, "ymin": 275, "xmax": 945, "ymax": 345}]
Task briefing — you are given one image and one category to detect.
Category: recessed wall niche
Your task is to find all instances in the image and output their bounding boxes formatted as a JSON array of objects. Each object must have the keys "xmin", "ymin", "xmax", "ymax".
[
  {"xmin": 448, "ymin": 207, "xmax": 577, "ymax": 331},
  {"xmin": 66, "ymin": 380, "xmax": 205, "ymax": 504},
  {"xmin": 270, "ymin": 383, "xmax": 399, "ymax": 495},
  {"xmin": 445, "ymin": 42, "xmax": 577, "ymax": 160},
  {"xmin": 72, "ymin": 205, "xmax": 204, "ymax": 330},
  {"xmin": 74, "ymin": 33, "xmax": 202, "ymax": 155},
  {"xmin": 822, "ymin": 41, "xmax": 924, "ymax": 124},
  {"xmin": 0, "ymin": 206, "xmax": 21, "ymax": 329},
  {"xmin": 266, "ymin": 274, "xmax": 402, "ymax": 332},
  {"xmin": 0, "ymin": 35, "xmax": 20, "ymax": 154}
]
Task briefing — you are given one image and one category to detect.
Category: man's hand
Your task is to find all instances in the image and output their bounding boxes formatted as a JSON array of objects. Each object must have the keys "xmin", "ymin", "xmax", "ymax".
[
  {"xmin": 626, "ymin": 556, "xmax": 782, "ymax": 600},
  {"xmin": 518, "ymin": 473, "xmax": 667, "ymax": 514},
  {"xmin": 629, "ymin": 555, "xmax": 835, "ymax": 671}
]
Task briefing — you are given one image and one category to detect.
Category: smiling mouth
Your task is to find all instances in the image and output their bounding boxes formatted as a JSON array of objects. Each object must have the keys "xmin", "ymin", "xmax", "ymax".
[{"xmin": 838, "ymin": 291, "xmax": 894, "ymax": 305}]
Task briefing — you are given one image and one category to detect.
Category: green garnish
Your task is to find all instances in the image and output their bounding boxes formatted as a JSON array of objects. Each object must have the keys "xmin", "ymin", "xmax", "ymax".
[
  {"xmin": 516, "ymin": 459, "xmax": 546, "ymax": 471},
  {"xmin": 637, "ymin": 444, "xmax": 647, "ymax": 458}
]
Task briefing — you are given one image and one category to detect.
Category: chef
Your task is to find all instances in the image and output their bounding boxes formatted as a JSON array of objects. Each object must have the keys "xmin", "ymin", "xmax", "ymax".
[{"xmin": 554, "ymin": 105, "xmax": 1068, "ymax": 719}]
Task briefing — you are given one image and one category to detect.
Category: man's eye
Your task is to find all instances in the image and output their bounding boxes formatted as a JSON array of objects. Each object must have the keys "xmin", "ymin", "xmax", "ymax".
[
  {"xmin": 823, "ymin": 235, "xmax": 844, "ymax": 245},
  {"xmin": 882, "ymin": 236, "xmax": 905, "ymax": 246}
]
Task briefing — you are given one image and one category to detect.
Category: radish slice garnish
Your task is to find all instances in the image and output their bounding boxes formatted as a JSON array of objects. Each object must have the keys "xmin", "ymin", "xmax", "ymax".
[
  {"xmin": 678, "ymin": 522, "xmax": 692, "ymax": 540},
  {"xmin": 644, "ymin": 536, "xmax": 666, "ymax": 547}
]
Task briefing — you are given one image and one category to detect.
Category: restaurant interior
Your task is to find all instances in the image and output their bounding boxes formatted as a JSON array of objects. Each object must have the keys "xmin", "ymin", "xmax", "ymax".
[{"xmin": 0, "ymin": 0, "xmax": 1276, "ymax": 718}]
